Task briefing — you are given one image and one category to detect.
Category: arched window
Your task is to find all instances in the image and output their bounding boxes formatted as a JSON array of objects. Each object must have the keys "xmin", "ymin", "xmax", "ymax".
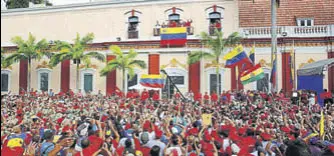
[
  {"xmin": 125, "ymin": 10, "xmax": 142, "ymax": 39},
  {"xmin": 37, "ymin": 68, "xmax": 51, "ymax": 92},
  {"xmin": 205, "ymin": 68, "xmax": 224, "ymax": 94},
  {"xmin": 1, "ymin": 70, "xmax": 11, "ymax": 92},
  {"xmin": 125, "ymin": 69, "xmax": 142, "ymax": 92},
  {"xmin": 163, "ymin": 67, "xmax": 188, "ymax": 98},
  {"xmin": 80, "ymin": 68, "xmax": 95, "ymax": 94},
  {"xmin": 206, "ymin": 5, "xmax": 224, "ymax": 35},
  {"xmin": 169, "ymin": 13, "xmax": 180, "ymax": 21}
]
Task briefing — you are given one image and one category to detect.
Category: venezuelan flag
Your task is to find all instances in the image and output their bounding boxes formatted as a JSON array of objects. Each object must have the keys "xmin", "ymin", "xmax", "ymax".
[
  {"xmin": 140, "ymin": 74, "xmax": 166, "ymax": 88},
  {"xmin": 240, "ymin": 64, "xmax": 264, "ymax": 85},
  {"xmin": 290, "ymin": 48, "xmax": 295, "ymax": 84},
  {"xmin": 320, "ymin": 110, "xmax": 325, "ymax": 138},
  {"xmin": 225, "ymin": 45, "xmax": 250, "ymax": 68},
  {"xmin": 160, "ymin": 27, "xmax": 187, "ymax": 46}
]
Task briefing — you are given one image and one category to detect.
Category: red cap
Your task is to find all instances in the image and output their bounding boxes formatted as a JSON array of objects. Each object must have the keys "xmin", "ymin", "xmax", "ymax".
[
  {"xmin": 328, "ymin": 145, "xmax": 334, "ymax": 153},
  {"xmin": 260, "ymin": 133, "xmax": 272, "ymax": 141},
  {"xmin": 155, "ymin": 130, "xmax": 163, "ymax": 138},
  {"xmin": 229, "ymin": 132, "xmax": 239, "ymax": 141},
  {"xmin": 143, "ymin": 121, "xmax": 151, "ymax": 130},
  {"xmin": 125, "ymin": 123, "xmax": 131, "ymax": 130},
  {"xmin": 281, "ymin": 126, "xmax": 290, "ymax": 133},
  {"xmin": 62, "ymin": 125, "xmax": 71, "ymax": 133}
]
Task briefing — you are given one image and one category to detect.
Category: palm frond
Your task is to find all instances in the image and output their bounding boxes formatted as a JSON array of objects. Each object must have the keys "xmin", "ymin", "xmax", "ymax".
[
  {"xmin": 27, "ymin": 32, "xmax": 36, "ymax": 46},
  {"xmin": 187, "ymin": 51, "xmax": 214, "ymax": 64},
  {"xmin": 49, "ymin": 52, "xmax": 71, "ymax": 67},
  {"xmin": 11, "ymin": 36, "xmax": 25, "ymax": 47},
  {"xmin": 223, "ymin": 32, "xmax": 241, "ymax": 47},
  {"xmin": 5, "ymin": 53, "xmax": 27, "ymax": 65},
  {"xmin": 100, "ymin": 60, "xmax": 121, "ymax": 76},
  {"xmin": 129, "ymin": 60, "xmax": 146, "ymax": 69},
  {"xmin": 127, "ymin": 68, "xmax": 135, "ymax": 80},
  {"xmin": 109, "ymin": 45, "xmax": 123, "ymax": 57},
  {"xmin": 126, "ymin": 49, "xmax": 138, "ymax": 59},
  {"xmin": 53, "ymin": 41, "xmax": 73, "ymax": 51},
  {"xmin": 80, "ymin": 33, "xmax": 94, "ymax": 45},
  {"xmin": 84, "ymin": 52, "xmax": 106, "ymax": 62}
]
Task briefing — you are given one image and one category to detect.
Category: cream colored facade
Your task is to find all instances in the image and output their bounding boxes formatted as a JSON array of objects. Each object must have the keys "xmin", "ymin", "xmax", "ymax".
[{"xmin": 1, "ymin": 0, "xmax": 332, "ymax": 95}]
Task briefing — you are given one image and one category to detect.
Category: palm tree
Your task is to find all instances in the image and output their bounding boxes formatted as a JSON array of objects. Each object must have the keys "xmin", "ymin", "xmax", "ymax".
[
  {"xmin": 188, "ymin": 29, "xmax": 241, "ymax": 94},
  {"xmin": 4, "ymin": 33, "xmax": 50, "ymax": 91},
  {"xmin": 100, "ymin": 45, "xmax": 146, "ymax": 92},
  {"xmin": 49, "ymin": 33, "xmax": 105, "ymax": 91}
]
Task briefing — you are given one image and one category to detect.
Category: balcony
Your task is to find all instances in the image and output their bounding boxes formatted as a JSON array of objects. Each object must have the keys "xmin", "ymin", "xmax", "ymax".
[
  {"xmin": 128, "ymin": 31, "xmax": 138, "ymax": 39},
  {"xmin": 209, "ymin": 26, "xmax": 221, "ymax": 36},
  {"xmin": 240, "ymin": 25, "xmax": 334, "ymax": 38}
]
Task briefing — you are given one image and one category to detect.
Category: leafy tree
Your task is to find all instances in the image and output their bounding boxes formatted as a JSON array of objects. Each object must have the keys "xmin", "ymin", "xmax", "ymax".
[
  {"xmin": 50, "ymin": 33, "xmax": 105, "ymax": 92},
  {"xmin": 100, "ymin": 45, "xmax": 146, "ymax": 92},
  {"xmin": 188, "ymin": 29, "xmax": 241, "ymax": 94}
]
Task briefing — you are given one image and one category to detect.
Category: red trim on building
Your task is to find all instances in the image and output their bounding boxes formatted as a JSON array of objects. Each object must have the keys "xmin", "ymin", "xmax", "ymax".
[
  {"xmin": 60, "ymin": 60, "xmax": 70, "ymax": 93},
  {"xmin": 213, "ymin": 5, "xmax": 217, "ymax": 12},
  {"xmin": 188, "ymin": 61, "xmax": 200, "ymax": 93},
  {"xmin": 172, "ymin": 7, "xmax": 176, "ymax": 14},
  {"xmin": 106, "ymin": 55, "xmax": 117, "ymax": 95},
  {"xmin": 19, "ymin": 60, "xmax": 28, "ymax": 91},
  {"xmin": 328, "ymin": 51, "xmax": 334, "ymax": 92},
  {"xmin": 281, "ymin": 52, "xmax": 293, "ymax": 93},
  {"xmin": 148, "ymin": 54, "xmax": 160, "ymax": 74}
]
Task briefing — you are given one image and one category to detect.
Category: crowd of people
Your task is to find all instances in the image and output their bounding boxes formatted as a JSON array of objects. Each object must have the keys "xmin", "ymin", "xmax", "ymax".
[{"xmin": 1, "ymin": 88, "xmax": 333, "ymax": 156}]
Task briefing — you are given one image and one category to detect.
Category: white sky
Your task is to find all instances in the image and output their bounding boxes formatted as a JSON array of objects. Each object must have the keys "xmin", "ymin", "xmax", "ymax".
[{"xmin": 50, "ymin": 0, "xmax": 91, "ymax": 5}]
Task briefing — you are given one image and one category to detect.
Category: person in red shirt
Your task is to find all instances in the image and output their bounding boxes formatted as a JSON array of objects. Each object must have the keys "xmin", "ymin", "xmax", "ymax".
[
  {"xmin": 68, "ymin": 89, "xmax": 74, "ymax": 96},
  {"xmin": 195, "ymin": 92, "xmax": 202, "ymax": 103},
  {"xmin": 204, "ymin": 92, "xmax": 210, "ymax": 104},
  {"xmin": 174, "ymin": 92, "xmax": 181, "ymax": 100},
  {"xmin": 126, "ymin": 90, "xmax": 133, "ymax": 99},
  {"xmin": 152, "ymin": 91, "xmax": 159, "ymax": 101},
  {"xmin": 211, "ymin": 91, "xmax": 218, "ymax": 103},
  {"xmin": 58, "ymin": 89, "xmax": 65, "ymax": 96},
  {"xmin": 321, "ymin": 89, "xmax": 333, "ymax": 106},
  {"xmin": 141, "ymin": 89, "xmax": 149, "ymax": 101},
  {"xmin": 215, "ymin": 20, "xmax": 221, "ymax": 29}
]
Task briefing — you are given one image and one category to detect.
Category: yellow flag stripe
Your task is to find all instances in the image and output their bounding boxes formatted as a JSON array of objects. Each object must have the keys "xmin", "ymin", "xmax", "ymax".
[
  {"xmin": 320, "ymin": 110, "xmax": 324, "ymax": 137},
  {"xmin": 240, "ymin": 68, "xmax": 264, "ymax": 81},
  {"xmin": 160, "ymin": 27, "xmax": 187, "ymax": 34},
  {"xmin": 223, "ymin": 45, "xmax": 244, "ymax": 60},
  {"xmin": 140, "ymin": 74, "xmax": 165, "ymax": 79}
]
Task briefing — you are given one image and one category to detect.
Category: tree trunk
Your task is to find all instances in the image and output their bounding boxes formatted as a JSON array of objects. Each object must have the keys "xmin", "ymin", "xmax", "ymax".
[
  {"xmin": 122, "ymin": 68, "xmax": 126, "ymax": 93},
  {"xmin": 216, "ymin": 58, "xmax": 220, "ymax": 96},
  {"xmin": 28, "ymin": 58, "xmax": 31, "ymax": 92},
  {"xmin": 76, "ymin": 62, "xmax": 80, "ymax": 92}
]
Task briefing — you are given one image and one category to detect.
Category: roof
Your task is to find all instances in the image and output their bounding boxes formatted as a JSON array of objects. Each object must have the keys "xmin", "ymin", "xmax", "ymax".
[{"xmin": 297, "ymin": 58, "xmax": 334, "ymax": 76}]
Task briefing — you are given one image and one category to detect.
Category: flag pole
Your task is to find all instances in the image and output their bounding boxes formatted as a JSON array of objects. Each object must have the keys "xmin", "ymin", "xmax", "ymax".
[
  {"xmin": 271, "ymin": 0, "xmax": 278, "ymax": 92},
  {"xmin": 293, "ymin": 39, "xmax": 296, "ymax": 90}
]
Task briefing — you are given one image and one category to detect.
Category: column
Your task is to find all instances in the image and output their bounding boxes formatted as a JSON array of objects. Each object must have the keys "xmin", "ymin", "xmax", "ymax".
[
  {"xmin": 106, "ymin": 55, "xmax": 116, "ymax": 95},
  {"xmin": 60, "ymin": 60, "xmax": 70, "ymax": 93},
  {"xmin": 328, "ymin": 50, "xmax": 334, "ymax": 92},
  {"xmin": 281, "ymin": 51, "xmax": 292, "ymax": 93},
  {"xmin": 148, "ymin": 53, "xmax": 160, "ymax": 74},
  {"xmin": 188, "ymin": 61, "xmax": 200, "ymax": 93},
  {"xmin": 19, "ymin": 60, "xmax": 28, "ymax": 91},
  {"xmin": 231, "ymin": 67, "xmax": 236, "ymax": 90}
]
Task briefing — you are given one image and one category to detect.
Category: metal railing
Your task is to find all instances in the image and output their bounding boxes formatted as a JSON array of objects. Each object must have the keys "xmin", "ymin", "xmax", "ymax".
[{"xmin": 128, "ymin": 31, "xmax": 139, "ymax": 39}]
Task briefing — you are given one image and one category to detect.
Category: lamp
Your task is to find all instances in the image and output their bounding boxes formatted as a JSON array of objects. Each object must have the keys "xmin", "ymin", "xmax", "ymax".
[
  {"xmin": 116, "ymin": 37, "xmax": 121, "ymax": 41},
  {"xmin": 281, "ymin": 31, "xmax": 288, "ymax": 37}
]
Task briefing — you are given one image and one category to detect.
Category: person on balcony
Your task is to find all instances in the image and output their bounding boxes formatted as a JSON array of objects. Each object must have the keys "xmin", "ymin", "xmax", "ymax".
[{"xmin": 215, "ymin": 20, "xmax": 221, "ymax": 30}]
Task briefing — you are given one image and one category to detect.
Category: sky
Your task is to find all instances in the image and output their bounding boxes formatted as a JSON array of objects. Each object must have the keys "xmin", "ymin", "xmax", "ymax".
[{"xmin": 50, "ymin": 0, "xmax": 91, "ymax": 5}]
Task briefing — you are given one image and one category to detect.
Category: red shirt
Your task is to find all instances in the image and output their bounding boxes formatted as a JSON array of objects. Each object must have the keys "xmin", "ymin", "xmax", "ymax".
[
  {"xmin": 211, "ymin": 93, "xmax": 218, "ymax": 102},
  {"xmin": 141, "ymin": 91, "xmax": 149, "ymax": 101},
  {"xmin": 175, "ymin": 93, "xmax": 181, "ymax": 99},
  {"xmin": 153, "ymin": 93, "xmax": 159, "ymax": 101},
  {"xmin": 195, "ymin": 93, "xmax": 202, "ymax": 101},
  {"xmin": 204, "ymin": 94, "xmax": 210, "ymax": 100},
  {"xmin": 321, "ymin": 92, "xmax": 332, "ymax": 99},
  {"xmin": 58, "ymin": 91, "xmax": 65, "ymax": 96},
  {"xmin": 126, "ymin": 92, "xmax": 133, "ymax": 99},
  {"xmin": 69, "ymin": 90, "xmax": 74, "ymax": 96}
]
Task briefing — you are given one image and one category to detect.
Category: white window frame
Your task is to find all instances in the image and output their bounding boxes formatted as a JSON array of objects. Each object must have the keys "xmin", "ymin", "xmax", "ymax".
[
  {"xmin": 37, "ymin": 68, "xmax": 52, "ymax": 92},
  {"xmin": 80, "ymin": 68, "xmax": 96, "ymax": 94},
  {"xmin": 205, "ymin": 68, "xmax": 224, "ymax": 94},
  {"xmin": 297, "ymin": 18, "xmax": 314, "ymax": 27},
  {"xmin": 124, "ymin": 10, "xmax": 142, "ymax": 40},
  {"xmin": 125, "ymin": 68, "xmax": 142, "ymax": 93},
  {"xmin": 253, "ymin": 67, "xmax": 271, "ymax": 92},
  {"xmin": 1, "ymin": 70, "xmax": 11, "ymax": 92},
  {"xmin": 164, "ymin": 67, "xmax": 188, "ymax": 89}
]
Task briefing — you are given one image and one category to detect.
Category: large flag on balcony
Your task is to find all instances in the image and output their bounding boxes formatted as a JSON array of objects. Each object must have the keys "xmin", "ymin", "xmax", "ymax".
[
  {"xmin": 224, "ymin": 45, "xmax": 252, "ymax": 68},
  {"xmin": 160, "ymin": 27, "xmax": 187, "ymax": 46},
  {"xmin": 249, "ymin": 46, "xmax": 255, "ymax": 64},
  {"xmin": 140, "ymin": 74, "xmax": 166, "ymax": 88},
  {"xmin": 240, "ymin": 63, "xmax": 264, "ymax": 85}
]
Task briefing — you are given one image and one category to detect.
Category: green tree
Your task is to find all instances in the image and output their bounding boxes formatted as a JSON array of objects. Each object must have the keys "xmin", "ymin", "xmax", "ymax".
[
  {"xmin": 4, "ymin": 33, "xmax": 50, "ymax": 91},
  {"xmin": 50, "ymin": 33, "xmax": 105, "ymax": 92},
  {"xmin": 188, "ymin": 29, "xmax": 241, "ymax": 94},
  {"xmin": 5, "ymin": 0, "xmax": 52, "ymax": 9},
  {"xmin": 100, "ymin": 45, "xmax": 146, "ymax": 92}
]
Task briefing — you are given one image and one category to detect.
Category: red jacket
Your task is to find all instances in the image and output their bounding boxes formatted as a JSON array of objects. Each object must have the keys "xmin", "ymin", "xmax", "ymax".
[
  {"xmin": 126, "ymin": 92, "xmax": 133, "ymax": 99},
  {"xmin": 175, "ymin": 93, "xmax": 181, "ymax": 99},
  {"xmin": 211, "ymin": 93, "xmax": 218, "ymax": 102},
  {"xmin": 204, "ymin": 94, "xmax": 210, "ymax": 100},
  {"xmin": 153, "ymin": 93, "xmax": 159, "ymax": 101},
  {"xmin": 195, "ymin": 93, "xmax": 202, "ymax": 101},
  {"xmin": 141, "ymin": 91, "xmax": 149, "ymax": 101}
]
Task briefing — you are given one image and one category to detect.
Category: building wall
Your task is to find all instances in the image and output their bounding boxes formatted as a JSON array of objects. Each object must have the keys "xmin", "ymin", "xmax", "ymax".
[{"xmin": 239, "ymin": 0, "xmax": 334, "ymax": 27}]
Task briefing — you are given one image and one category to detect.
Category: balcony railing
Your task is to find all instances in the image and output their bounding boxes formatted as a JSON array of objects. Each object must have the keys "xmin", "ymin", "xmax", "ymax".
[
  {"xmin": 240, "ymin": 25, "xmax": 334, "ymax": 38},
  {"xmin": 128, "ymin": 31, "xmax": 138, "ymax": 39},
  {"xmin": 209, "ymin": 26, "xmax": 221, "ymax": 36}
]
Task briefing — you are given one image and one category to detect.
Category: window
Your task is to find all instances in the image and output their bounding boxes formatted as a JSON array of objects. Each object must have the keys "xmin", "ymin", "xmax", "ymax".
[
  {"xmin": 40, "ymin": 73, "xmax": 49, "ymax": 91},
  {"xmin": 37, "ymin": 68, "xmax": 51, "ymax": 92},
  {"xmin": 170, "ymin": 76, "xmax": 184, "ymax": 85},
  {"xmin": 169, "ymin": 13, "xmax": 180, "ymax": 21},
  {"xmin": 210, "ymin": 74, "xmax": 221, "ymax": 94},
  {"xmin": 84, "ymin": 74, "xmax": 93, "ymax": 93},
  {"xmin": 1, "ymin": 73, "xmax": 9, "ymax": 92},
  {"xmin": 257, "ymin": 73, "xmax": 270, "ymax": 92},
  {"xmin": 297, "ymin": 18, "xmax": 313, "ymax": 26},
  {"xmin": 128, "ymin": 16, "xmax": 139, "ymax": 39},
  {"xmin": 128, "ymin": 74, "xmax": 138, "ymax": 89}
]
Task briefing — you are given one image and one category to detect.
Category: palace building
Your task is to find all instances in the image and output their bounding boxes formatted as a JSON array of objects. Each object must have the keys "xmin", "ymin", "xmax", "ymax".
[{"xmin": 1, "ymin": 0, "xmax": 333, "ymax": 95}]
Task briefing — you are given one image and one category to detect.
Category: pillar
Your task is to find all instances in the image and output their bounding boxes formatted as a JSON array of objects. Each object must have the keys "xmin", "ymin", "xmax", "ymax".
[
  {"xmin": 328, "ymin": 50, "xmax": 334, "ymax": 92},
  {"xmin": 231, "ymin": 67, "xmax": 237, "ymax": 90},
  {"xmin": 19, "ymin": 60, "xmax": 28, "ymax": 91},
  {"xmin": 148, "ymin": 53, "xmax": 160, "ymax": 74},
  {"xmin": 281, "ymin": 51, "xmax": 292, "ymax": 93},
  {"xmin": 188, "ymin": 61, "xmax": 200, "ymax": 93},
  {"xmin": 106, "ymin": 55, "xmax": 117, "ymax": 95},
  {"xmin": 60, "ymin": 60, "xmax": 70, "ymax": 93}
]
